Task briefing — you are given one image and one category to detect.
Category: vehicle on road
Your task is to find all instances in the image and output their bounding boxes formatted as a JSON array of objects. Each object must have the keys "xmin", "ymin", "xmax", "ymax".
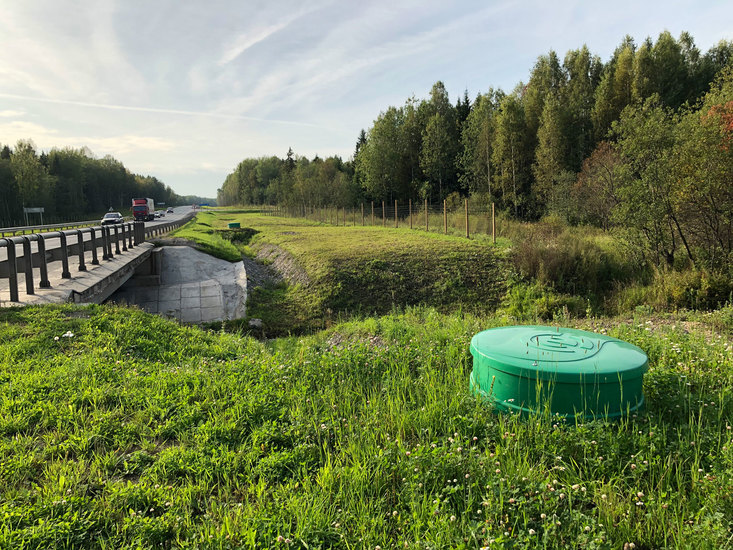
[
  {"xmin": 154, "ymin": 211, "xmax": 162, "ymax": 219},
  {"xmin": 132, "ymin": 198, "xmax": 155, "ymax": 222},
  {"xmin": 166, "ymin": 207, "xmax": 174, "ymax": 214},
  {"xmin": 101, "ymin": 212, "xmax": 124, "ymax": 225}
]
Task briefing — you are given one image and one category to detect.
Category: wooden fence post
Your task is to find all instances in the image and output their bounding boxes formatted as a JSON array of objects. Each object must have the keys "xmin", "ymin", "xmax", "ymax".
[
  {"xmin": 443, "ymin": 199, "xmax": 447, "ymax": 234},
  {"xmin": 394, "ymin": 200, "xmax": 398, "ymax": 228},
  {"xmin": 465, "ymin": 199, "xmax": 469, "ymax": 239},
  {"xmin": 492, "ymin": 202, "xmax": 496, "ymax": 244}
]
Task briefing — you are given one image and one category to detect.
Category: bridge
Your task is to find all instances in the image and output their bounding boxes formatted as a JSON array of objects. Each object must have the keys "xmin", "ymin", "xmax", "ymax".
[{"xmin": 0, "ymin": 210, "xmax": 195, "ymax": 307}]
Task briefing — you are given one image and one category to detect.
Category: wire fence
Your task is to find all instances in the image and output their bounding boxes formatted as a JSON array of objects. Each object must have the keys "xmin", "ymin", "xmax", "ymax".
[{"xmin": 266, "ymin": 199, "xmax": 500, "ymax": 242}]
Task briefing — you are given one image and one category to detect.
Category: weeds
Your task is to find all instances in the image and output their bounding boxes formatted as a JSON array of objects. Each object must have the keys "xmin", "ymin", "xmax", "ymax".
[{"xmin": 0, "ymin": 304, "xmax": 731, "ymax": 548}]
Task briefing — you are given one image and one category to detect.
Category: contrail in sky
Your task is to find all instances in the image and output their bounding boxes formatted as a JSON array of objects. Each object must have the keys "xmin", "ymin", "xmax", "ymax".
[{"xmin": 0, "ymin": 92, "xmax": 319, "ymax": 128}]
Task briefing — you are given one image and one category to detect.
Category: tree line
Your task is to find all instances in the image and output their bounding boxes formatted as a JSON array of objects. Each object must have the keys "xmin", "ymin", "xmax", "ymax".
[
  {"xmin": 218, "ymin": 31, "xmax": 732, "ymax": 272},
  {"xmin": 0, "ymin": 141, "xmax": 183, "ymax": 226}
]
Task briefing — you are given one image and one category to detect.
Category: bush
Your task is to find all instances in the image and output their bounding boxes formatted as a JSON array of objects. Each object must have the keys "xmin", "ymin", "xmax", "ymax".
[
  {"xmin": 501, "ymin": 281, "xmax": 588, "ymax": 321},
  {"xmin": 509, "ymin": 221, "xmax": 647, "ymax": 302},
  {"xmin": 611, "ymin": 268, "xmax": 733, "ymax": 313}
]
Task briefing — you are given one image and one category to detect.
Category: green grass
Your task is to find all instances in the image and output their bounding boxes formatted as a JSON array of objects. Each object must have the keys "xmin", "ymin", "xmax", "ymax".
[
  {"xmin": 174, "ymin": 210, "xmax": 511, "ymax": 335},
  {"xmin": 3, "ymin": 209, "xmax": 731, "ymax": 548},
  {"xmin": 168, "ymin": 212, "xmax": 242, "ymax": 262},
  {"xmin": 0, "ymin": 304, "xmax": 731, "ymax": 548}
]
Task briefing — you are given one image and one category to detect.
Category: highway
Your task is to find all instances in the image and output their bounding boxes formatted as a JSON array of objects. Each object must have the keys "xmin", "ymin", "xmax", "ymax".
[{"xmin": 142, "ymin": 205, "xmax": 194, "ymax": 228}]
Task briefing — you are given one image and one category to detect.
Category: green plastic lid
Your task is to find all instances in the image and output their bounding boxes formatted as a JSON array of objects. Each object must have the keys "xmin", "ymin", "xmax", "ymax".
[{"xmin": 470, "ymin": 326, "xmax": 648, "ymax": 383}]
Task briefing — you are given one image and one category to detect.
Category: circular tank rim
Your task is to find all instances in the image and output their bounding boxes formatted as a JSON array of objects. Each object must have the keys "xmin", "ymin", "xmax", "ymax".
[{"xmin": 470, "ymin": 325, "xmax": 648, "ymax": 383}]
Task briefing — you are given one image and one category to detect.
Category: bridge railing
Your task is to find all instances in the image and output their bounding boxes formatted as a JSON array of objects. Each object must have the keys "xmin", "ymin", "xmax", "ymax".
[
  {"xmin": 0, "ymin": 219, "xmax": 115, "ymax": 237},
  {"xmin": 0, "ymin": 213, "xmax": 195, "ymax": 303}
]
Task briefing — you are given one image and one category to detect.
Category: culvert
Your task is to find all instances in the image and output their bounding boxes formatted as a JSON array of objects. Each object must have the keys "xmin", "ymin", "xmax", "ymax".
[
  {"xmin": 469, "ymin": 326, "xmax": 648, "ymax": 419},
  {"xmin": 108, "ymin": 246, "xmax": 247, "ymax": 323}
]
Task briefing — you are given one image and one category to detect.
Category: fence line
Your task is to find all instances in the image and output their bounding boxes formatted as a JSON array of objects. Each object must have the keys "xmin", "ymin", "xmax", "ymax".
[{"xmin": 268, "ymin": 200, "xmax": 499, "ymax": 241}]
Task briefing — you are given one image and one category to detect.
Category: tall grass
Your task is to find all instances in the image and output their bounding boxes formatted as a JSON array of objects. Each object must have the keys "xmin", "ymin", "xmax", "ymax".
[{"xmin": 0, "ymin": 304, "xmax": 730, "ymax": 548}]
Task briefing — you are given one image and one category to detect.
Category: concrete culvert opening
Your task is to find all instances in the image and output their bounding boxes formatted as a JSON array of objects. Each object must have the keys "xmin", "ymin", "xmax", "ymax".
[
  {"xmin": 107, "ymin": 246, "xmax": 247, "ymax": 323},
  {"xmin": 469, "ymin": 326, "xmax": 648, "ymax": 420}
]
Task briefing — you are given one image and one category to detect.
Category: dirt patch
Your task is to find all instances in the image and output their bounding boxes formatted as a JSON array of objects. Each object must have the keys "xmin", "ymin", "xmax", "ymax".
[
  {"xmin": 242, "ymin": 256, "xmax": 282, "ymax": 289},
  {"xmin": 255, "ymin": 244, "xmax": 310, "ymax": 287}
]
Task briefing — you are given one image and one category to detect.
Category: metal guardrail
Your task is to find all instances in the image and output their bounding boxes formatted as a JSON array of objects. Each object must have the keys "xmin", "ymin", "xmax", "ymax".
[
  {"xmin": 0, "ymin": 219, "xmax": 119, "ymax": 237},
  {"xmin": 0, "ymin": 213, "xmax": 195, "ymax": 303}
]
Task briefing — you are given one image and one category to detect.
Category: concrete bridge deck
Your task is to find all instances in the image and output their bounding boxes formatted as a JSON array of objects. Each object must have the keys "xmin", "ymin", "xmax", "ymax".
[
  {"xmin": 0, "ymin": 212, "xmax": 194, "ymax": 307},
  {"xmin": 0, "ymin": 242, "xmax": 155, "ymax": 306}
]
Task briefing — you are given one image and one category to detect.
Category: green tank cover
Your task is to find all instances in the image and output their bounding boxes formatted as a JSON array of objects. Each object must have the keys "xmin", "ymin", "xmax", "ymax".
[{"xmin": 470, "ymin": 326, "xmax": 648, "ymax": 419}]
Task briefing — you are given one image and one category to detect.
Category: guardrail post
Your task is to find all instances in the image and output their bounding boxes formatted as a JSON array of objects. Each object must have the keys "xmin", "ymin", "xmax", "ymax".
[
  {"xmin": 105, "ymin": 226, "xmax": 114, "ymax": 258},
  {"xmin": 101, "ymin": 227, "xmax": 110, "ymax": 260},
  {"xmin": 2, "ymin": 238, "xmax": 19, "ymax": 302},
  {"xmin": 35, "ymin": 234, "xmax": 50, "ymax": 288},
  {"xmin": 21, "ymin": 236, "xmax": 34, "ymax": 295},
  {"xmin": 89, "ymin": 228, "xmax": 99, "ymax": 265},
  {"xmin": 58, "ymin": 232, "xmax": 71, "ymax": 278},
  {"xmin": 120, "ymin": 224, "xmax": 128, "ymax": 251},
  {"xmin": 127, "ymin": 223, "xmax": 134, "ymax": 248},
  {"xmin": 75, "ymin": 230, "xmax": 86, "ymax": 271},
  {"xmin": 134, "ymin": 222, "xmax": 144, "ymax": 245},
  {"xmin": 113, "ymin": 226, "xmax": 121, "ymax": 255}
]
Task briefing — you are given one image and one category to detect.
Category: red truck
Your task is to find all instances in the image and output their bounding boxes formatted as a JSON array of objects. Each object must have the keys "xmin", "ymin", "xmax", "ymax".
[{"xmin": 132, "ymin": 198, "xmax": 155, "ymax": 222}]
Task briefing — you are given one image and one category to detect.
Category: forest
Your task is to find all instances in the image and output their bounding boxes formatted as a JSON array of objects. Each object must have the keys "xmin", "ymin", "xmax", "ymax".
[
  {"xmin": 0, "ymin": 142, "xmax": 184, "ymax": 226},
  {"xmin": 217, "ymin": 31, "xmax": 733, "ymax": 274}
]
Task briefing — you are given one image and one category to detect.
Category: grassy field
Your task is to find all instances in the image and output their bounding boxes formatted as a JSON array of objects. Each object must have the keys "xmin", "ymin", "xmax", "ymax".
[
  {"xmin": 1, "ymin": 211, "xmax": 731, "ymax": 548},
  {"xmin": 0, "ymin": 304, "xmax": 731, "ymax": 548},
  {"xmin": 172, "ymin": 210, "xmax": 510, "ymax": 335}
]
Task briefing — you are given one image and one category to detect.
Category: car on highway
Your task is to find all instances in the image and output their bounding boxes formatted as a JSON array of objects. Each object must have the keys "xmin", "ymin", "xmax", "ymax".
[
  {"xmin": 154, "ymin": 211, "xmax": 162, "ymax": 218},
  {"xmin": 101, "ymin": 212, "xmax": 124, "ymax": 225},
  {"xmin": 166, "ymin": 207, "xmax": 174, "ymax": 214}
]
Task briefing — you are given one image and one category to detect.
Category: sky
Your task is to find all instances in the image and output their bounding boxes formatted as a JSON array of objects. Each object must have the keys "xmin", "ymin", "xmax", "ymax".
[{"xmin": 0, "ymin": 1, "xmax": 731, "ymax": 198}]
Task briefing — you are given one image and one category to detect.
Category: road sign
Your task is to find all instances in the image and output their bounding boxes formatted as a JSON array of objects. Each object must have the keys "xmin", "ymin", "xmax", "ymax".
[{"xmin": 23, "ymin": 207, "xmax": 44, "ymax": 226}]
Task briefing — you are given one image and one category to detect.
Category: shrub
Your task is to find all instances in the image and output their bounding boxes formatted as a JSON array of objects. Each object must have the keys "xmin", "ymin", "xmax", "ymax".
[
  {"xmin": 611, "ymin": 268, "xmax": 733, "ymax": 313},
  {"xmin": 509, "ymin": 222, "xmax": 647, "ymax": 303},
  {"xmin": 501, "ymin": 281, "xmax": 587, "ymax": 321}
]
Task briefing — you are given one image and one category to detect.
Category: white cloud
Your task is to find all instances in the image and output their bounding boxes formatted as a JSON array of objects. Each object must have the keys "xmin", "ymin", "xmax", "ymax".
[
  {"xmin": 0, "ymin": 118, "xmax": 175, "ymax": 155},
  {"xmin": 0, "ymin": 1, "xmax": 146, "ymax": 103},
  {"xmin": 83, "ymin": 135, "xmax": 176, "ymax": 155},
  {"xmin": 1, "ymin": 0, "xmax": 731, "ymax": 198},
  {"xmin": 213, "ymin": 2, "xmax": 511, "ymax": 120},
  {"xmin": 219, "ymin": 20, "xmax": 295, "ymax": 66},
  {"xmin": 218, "ymin": 2, "xmax": 332, "ymax": 66},
  {"xmin": 0, "ymin": 92, "xmax": 318, "ymax": 128}
]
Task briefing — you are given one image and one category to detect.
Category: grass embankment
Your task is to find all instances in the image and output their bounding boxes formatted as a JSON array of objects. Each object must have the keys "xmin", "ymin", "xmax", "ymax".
[
  {"xmin": 172, "ymin": 210, "xmax": 510, "ymax": 335},
  {"xmin": 0, "ymin": 305, "xmax": 731, "ymax": 548},
  {"xmin": 165, "ymin": 211, "xmax": 243, "ymax": 262}
]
